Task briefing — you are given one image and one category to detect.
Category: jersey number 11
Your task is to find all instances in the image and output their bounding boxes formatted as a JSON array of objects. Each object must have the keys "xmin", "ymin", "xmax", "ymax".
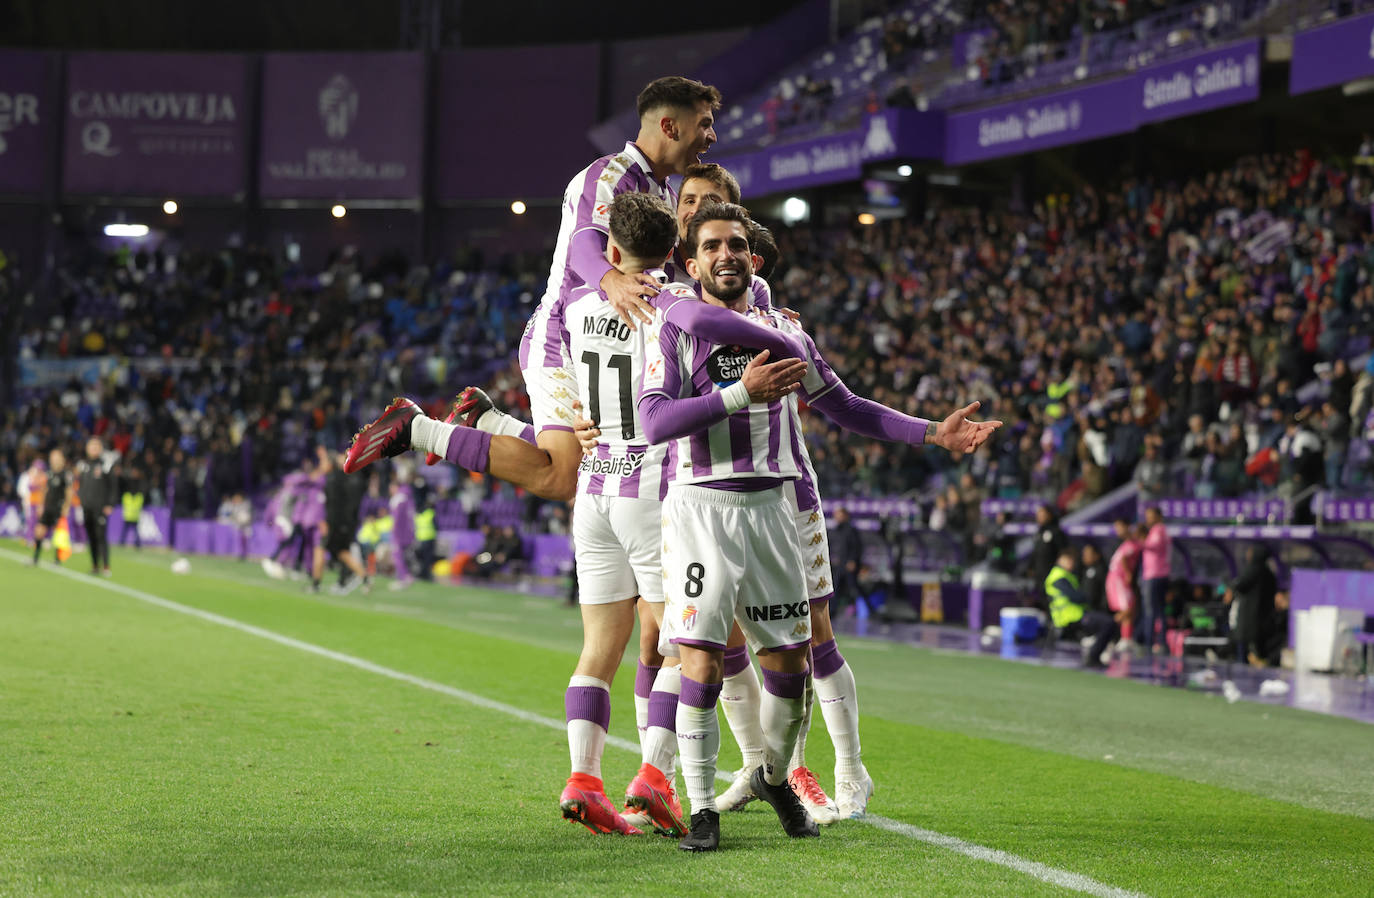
[{"xmin": 581, "ymin": 351, "xmax": 636, "ymax": 441}]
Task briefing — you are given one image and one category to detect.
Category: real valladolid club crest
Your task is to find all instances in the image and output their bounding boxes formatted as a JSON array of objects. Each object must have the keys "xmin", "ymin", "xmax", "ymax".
[{"xmin": 318, "ymin": 73, "xmax": 359, "ymax": 139}]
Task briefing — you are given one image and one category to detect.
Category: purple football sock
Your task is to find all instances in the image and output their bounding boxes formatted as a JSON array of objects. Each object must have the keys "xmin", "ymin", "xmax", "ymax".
[{"xmin": 444, "ymin": 426, "xmax": 492, "ymax": 473}]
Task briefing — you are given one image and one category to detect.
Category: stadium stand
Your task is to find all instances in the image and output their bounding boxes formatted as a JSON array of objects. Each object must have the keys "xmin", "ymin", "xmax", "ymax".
[
  {"xmin": 711, "ymin": 0, "xmax": 1306, "ymax": 151},
  {"xmin": 4, "ymin": 152, "xmax": 1372, "ymax": 540}
]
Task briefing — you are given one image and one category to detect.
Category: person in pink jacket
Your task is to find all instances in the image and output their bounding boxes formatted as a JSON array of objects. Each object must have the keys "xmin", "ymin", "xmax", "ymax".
[
  {"xmin": 1139, "ymin": 506, "xmax": 1172, "ymax": 654},
  {"xmin": 1105, "ymin": 519, "xmax": 1142, "ymax": 653}
]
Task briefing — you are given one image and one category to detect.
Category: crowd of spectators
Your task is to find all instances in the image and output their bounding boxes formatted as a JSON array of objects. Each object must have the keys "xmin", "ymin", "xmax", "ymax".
[
  {"xmin": 951, "ymin": 0, "xmax": 1209, "ymax": 89},
  {"xmin": 771, "ymin": 150, "xmax": 1374, "ymax": 544},
  {"xmin": 0, "ymin": 242, "xmax": 542, "ymax": 519},
  {"xmin": 3, "ymin": 151, "xmax": 1372, "ymax": 556},
  {"xmin": 748, "ymin": 0, "xmax": 1252, "ymax": 147}
]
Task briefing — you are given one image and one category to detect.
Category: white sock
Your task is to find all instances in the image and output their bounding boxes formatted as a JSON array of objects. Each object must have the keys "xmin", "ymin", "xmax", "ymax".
[
  {"xmin": 789, "ymin": 669, "xmax": 814, "ymax": 773},
  {"xmin": 478, "ymin": 408, "xmax": 530, "ymax": 439},
  {"xmin": 566, "ymin": 675, "xmax": 609, "ymax": 781},
  {"xmin": 815, "ymin": 662, "xmax": 863, "ymax": 783},
  {"xmin": 720, "ymin": 665, "xmax": 764, "ymax": 769},
  {"xmin": 645, "ymin": 665, "xmax": 681, "ymax": 778},
  {"xmin": 759, "ymin": 690, "xmax": 805, "ymax": 787},
  {"xmin": 676, "ymin": 701, "xmax": 719, "ymax": 814},
  {"xmin": 409, "ymin": 415, "xmax": 457, "ymax": 457},
  {"xmin": 634, "ymin": 693, "xmax": 650, "ymax": 749}
]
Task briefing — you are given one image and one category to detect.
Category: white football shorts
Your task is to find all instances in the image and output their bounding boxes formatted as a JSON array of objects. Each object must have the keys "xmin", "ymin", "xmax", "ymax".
[
  {"xmin": 572, "ymin": 493, "xmax": 664, "ymax": 605},
  {"xmin": 662, "ymin": 483, "xmax": 811, "ymax": 652}
]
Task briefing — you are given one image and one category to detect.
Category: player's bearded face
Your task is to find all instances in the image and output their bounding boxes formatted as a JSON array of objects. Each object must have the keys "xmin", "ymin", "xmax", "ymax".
[{"xmin": 693, "ymin": 222, "xmax": 753, "ymax": 304}]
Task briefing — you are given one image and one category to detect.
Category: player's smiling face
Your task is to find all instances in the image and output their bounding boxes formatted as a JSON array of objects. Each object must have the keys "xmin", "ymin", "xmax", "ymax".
[
  {"xmin": 677, "ymin": 178, "xmax": 728, "ymax": 239},
  {"xmin": 689, "ymin": 219, "xmax": 753, "ymax": 305}
]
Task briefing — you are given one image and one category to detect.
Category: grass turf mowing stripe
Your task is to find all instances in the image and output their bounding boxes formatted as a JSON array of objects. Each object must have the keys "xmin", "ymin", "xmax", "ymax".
[{"xmin": 2, "ymin": 548, "xmax": 1147, "ymax": 898}]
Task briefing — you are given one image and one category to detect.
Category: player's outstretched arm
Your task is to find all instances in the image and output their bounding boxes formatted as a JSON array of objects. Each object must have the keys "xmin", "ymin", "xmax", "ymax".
[
  {"xmin": 659, "ymin": 296, "xmax": 805, "ymax": 361},
  {"xmin": 930, "ymin": 400, "xmax": 1003, "ymax": 454},
  {"xmin": 809, "ymin": 385, "xmax": 1002, "ymax": 455},
  {"xmin": 638, "ymin": 349, "xmax": 807, "ymax": 444}
]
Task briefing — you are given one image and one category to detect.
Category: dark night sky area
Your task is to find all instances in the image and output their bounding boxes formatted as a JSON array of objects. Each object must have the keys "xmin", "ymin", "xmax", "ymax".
[{"xmin": 0, "ymin": 0, "xmax": 806, "ymax": 50}]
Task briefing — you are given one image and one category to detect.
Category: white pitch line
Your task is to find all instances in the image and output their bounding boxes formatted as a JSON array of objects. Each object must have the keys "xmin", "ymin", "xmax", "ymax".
[{"xmin": 4, "ymin": 548, "xmax": 1148, "ymax": 898}]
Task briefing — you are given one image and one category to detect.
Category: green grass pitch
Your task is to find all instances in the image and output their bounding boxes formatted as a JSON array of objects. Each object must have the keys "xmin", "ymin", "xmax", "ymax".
[{"xmin": 2, "ymin": 539, "xmax": 1372, "ymax": 897}]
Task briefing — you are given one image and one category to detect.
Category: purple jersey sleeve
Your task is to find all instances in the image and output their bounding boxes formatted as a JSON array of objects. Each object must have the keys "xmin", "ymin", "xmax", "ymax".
[
  {"xmin": 639, "ymin": 391, "xmax": 729, "ymax": 444},
  {"xmin": 569, "ymin": 228, "xmax": 614, "ymax": 295},
  {"xmin": 638, "ymin": 317, "xmax": 732, "ymax": 444},
  {"xmin": 653, "ymin": 286, "xmax": 805, "ymax": 360},
  {"xmin": 750, "ymin": 276, "xmax": 772, "ymax": 312},
  {"xmin": 808, "ymin": 379, "xmax": 930, "ymax": 445},
  {"xmin": 796, "ymin": 327, "xmax": 929, "ymax": 443}
]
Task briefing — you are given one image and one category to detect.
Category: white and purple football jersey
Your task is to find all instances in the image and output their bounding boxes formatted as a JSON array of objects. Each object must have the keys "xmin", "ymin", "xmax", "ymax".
[
  {"xmin": 642, "ymin": 305, "xmax": 839, "ymax": 488},
  {"xmin": 520, "ymin": 143, "xmax": 677, "ymax": 374},
  {"xmin": 562, "ymin": 270, "xmax": 679, "ymax": 501}
]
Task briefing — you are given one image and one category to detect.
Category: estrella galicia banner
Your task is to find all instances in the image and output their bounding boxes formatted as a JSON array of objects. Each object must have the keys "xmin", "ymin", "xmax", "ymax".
[
  {"xmin": 63, "ymin": 52, "xmax": 247, "ymax": 197},
  {"xmin": 259, "ymin": 52, "xmax": 424, "ymax": 201},
  {"xmin": 0, "ymin": 50, "xmax": 54, "ymax": 197},
  {"xmin": 1137, "ymin": 40, "xmax": 1260, "ymax": 124},
  {"xmin": 713, "ymin": 108, "xmax": 943, "ymax": 197}
]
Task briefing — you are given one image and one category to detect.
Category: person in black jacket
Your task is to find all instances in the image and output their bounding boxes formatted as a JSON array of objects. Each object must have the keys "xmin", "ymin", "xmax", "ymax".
[
  {"xmin": 76, "ymin": 437, "xmax": 116, "ymax": 576},
  {"xmin": 1079, "ymin": 543, "xmax": 1108, "ymax": 612},
  {"xmin": 321, "ymin": 449, "xmax": 370, "ymax": 593},
  {"xmin": 1225, "ymin": 546, "xmax": 1278, "ymax": 666},
  {"xmin": 829, "ymin": 506, "xmax": 865, "ymax": 613},
  {"xmin": 1030, "ymin": 504, "xmax": 1068, "ymax": 602},
  {"xmin": 33, "ymin": 448, "xmax": 73, "ymax": 566}
]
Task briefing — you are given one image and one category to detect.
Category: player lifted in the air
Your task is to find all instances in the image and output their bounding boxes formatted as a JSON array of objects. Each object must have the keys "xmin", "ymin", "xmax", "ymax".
[
  {"xmin": 344, "ymin": 75, "xmax": 723, "ymax": 496},
  {"xmin": 639, "ymin": 203, "xmax": 1000, "ymax": 851}
]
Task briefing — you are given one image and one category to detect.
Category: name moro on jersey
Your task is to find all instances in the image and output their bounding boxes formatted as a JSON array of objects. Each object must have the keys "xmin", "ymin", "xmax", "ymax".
[
  {"xmin": 582, "ymin": 315, "xmax": 633, "ymax": 342},
  {"xmin": 706, "ymin": 345, "xmax": 758, "ymax": 389},
  {"xmin": 578, "ymin": 450, "xmax": 648, "ymax": 477}
]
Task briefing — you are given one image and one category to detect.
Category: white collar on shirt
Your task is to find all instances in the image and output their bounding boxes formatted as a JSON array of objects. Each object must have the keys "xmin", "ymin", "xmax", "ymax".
[{"xmin": 621, "ymin": 142, "xmax": 669, "ymax": 189}]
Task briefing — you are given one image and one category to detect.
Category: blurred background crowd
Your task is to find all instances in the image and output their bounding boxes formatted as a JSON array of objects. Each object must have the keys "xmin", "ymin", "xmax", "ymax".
[{"xmin": 3, "ymin": 149, "xmax": 1372, "ymax": 549}]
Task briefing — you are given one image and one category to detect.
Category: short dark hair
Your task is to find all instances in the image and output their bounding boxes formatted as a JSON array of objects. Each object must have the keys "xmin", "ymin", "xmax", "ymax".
[
  {"xmin": 607, "ymin": 192, "xmax": 678, "ymax": 264},
  {"xmin": 682, "ymin": 202, "xmax": 754, "ymax": 260},
  {"xmin": 682, "ymin": 162, "xmax": 741, "ymax": 204},
  {"xmin": 636, "ymin": 76, "xmax": 722, "ymax": 120},
  {"xmin": 749, "ymin": 223, "xmax": 779, "ymax": 279}
]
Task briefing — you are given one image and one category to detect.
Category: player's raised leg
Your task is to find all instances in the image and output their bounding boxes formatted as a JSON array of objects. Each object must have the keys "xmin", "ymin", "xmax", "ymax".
[
  {"xmin": 346, "ymin": 395, "xmax": 583, "ymax": 503},
  {"xmin": 424, "ymin": 386, "xmax": 534, "ymax": 466}
]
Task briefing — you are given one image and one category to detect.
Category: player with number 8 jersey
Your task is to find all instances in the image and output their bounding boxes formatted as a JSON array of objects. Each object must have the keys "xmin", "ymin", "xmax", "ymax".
[
  {"xmin": 555, "ymin": 191, "xmax": 810, "ymax": 840},
  {"xmin": 638, "ymin": 202, "xmax": 1003, "ymax": 851}
]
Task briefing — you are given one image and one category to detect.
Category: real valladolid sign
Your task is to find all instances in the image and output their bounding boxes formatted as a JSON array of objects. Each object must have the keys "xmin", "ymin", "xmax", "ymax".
[{"xmin": 258, "ymin": 52, "xmax": 424, "ymax": 201}]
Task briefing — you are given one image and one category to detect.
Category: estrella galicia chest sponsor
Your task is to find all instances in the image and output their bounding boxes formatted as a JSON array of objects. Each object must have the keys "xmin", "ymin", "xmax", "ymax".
[{"xmin": 707, "ymin": 345, "xmax": 757, "ymax": 389}]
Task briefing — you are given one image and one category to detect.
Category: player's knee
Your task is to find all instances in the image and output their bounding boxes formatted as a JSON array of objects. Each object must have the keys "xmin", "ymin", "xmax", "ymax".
[
  {"xmin": 638, "ymin": 631, "xmax": 665, "ymax": 667},
  {"xmin": 573, "ymin": 648, "xmax": 621, "ymax": 683},
  {"xmin": 680, "ymin": 649, "xmax": 723, "ymax": 685},
  {"xmin": 809, "ymin": 599, "xmax": 834, "ymax": 643},
  {"xmin": 758, "ymin": 644, "xmax": 809, "ymax": 674}
]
